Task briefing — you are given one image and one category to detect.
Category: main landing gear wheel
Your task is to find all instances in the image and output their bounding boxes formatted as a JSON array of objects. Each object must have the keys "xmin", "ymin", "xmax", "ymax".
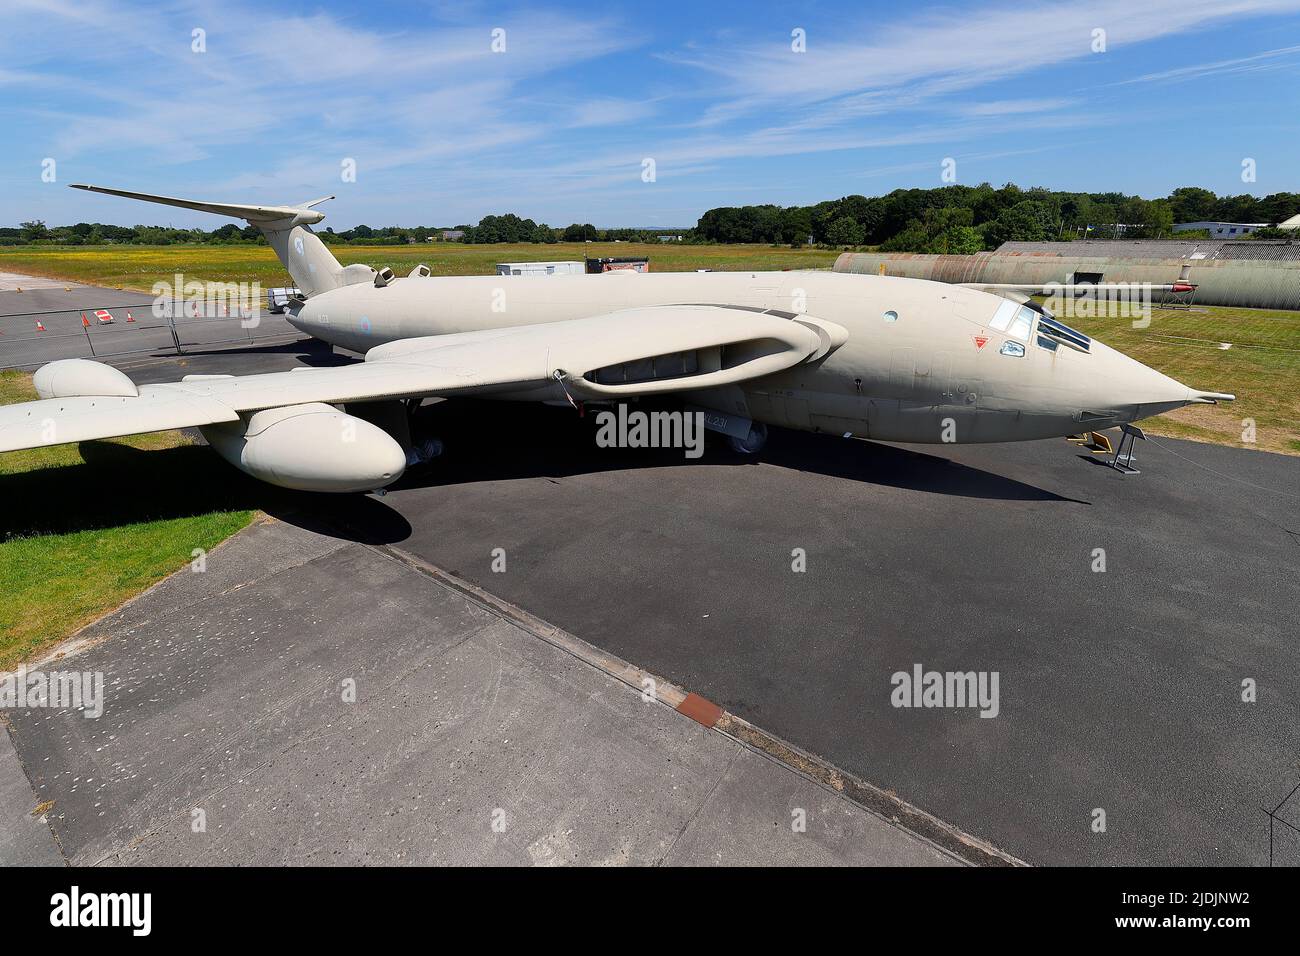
[
  {"xmin": 728, "ymin": 421, "xmax": 768, "ymax": 455},
  {"xmin": 405, "ymin": 437, "xmax": 444, "ymax": 468}
]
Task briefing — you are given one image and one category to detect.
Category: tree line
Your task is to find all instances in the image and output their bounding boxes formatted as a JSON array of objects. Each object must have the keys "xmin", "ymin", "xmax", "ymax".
[
  {"xmin": 6, "ymin": 184, "xmax": 1297, "ymax": 249},
  {"xmin": 692, "ymin": 184, "xmax": 1300, "ymax": 251},
  {"xmin": 0, "ymin": 218, "xmax": 684, "ymax": 247}
]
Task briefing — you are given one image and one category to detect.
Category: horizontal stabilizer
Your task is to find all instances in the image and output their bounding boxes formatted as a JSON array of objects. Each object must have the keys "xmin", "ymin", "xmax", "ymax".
[
  {"xmin": 69, "ymin": 184, "xmax": 331, "ymax": 224},
  {"xmin": 69, "ymin": 182, "xmax": 348, "ymax": 296}
]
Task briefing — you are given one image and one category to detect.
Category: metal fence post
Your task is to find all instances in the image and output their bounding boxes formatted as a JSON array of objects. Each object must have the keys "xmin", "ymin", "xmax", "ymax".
[{"xmin": 167, "ymin": 311, "xmax": 183, "ymax": 355}]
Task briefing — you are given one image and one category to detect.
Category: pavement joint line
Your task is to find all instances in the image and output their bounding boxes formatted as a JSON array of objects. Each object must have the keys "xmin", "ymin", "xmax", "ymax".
[
  {"xmin": 0, "ymin": 514, "xmax": 279, "ymax": 678},
  {"xmin": 0, "ymin": 713, "xmax": 71, "ymax": 866},
  {"xmin": 6, "ymin": 503, "xmax": 1020, "ymax": 867},
  {"xmin": 653, "ymin": 744, "xmax": 743, "ymax": 866},
  {"xmin": 373, "ymin": 541, "xmax": 1022, "ymax": 867},
  {"xmin": 711, "ymin": 713, "xmax": 1025, "ymax": 867}
]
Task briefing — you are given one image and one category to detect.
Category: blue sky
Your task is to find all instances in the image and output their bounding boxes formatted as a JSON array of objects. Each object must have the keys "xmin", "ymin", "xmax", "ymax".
[{"xmin": 2, "ymin": 0, "xmax": 1299, "ymax": 228}]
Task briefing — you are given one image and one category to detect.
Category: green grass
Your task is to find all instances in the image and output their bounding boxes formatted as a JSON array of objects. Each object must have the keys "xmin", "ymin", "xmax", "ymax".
[
  {"xmin": 1056, "ymin": 304, "xmax": 1300, "ymax": 456},
  {"xmin": 0, "ymin": 241, "xmax": 840, "ymax": 291},
  {"xmin": 0, "ymin": 370, "xmax": 255, "ymax": 669}
]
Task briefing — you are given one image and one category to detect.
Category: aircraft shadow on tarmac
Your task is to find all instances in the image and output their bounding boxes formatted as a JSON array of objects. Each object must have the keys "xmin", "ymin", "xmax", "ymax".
[
  {"xmin": 0, "ymin": 440, "xmax": 411, "ymax": 545},
  {"xmin": 391, "ymin": 399, "xmax": 1088, "ymax": 504},
  {"xmin": 1, "ymin": 398, "xmax": 1082, "ymax": 545},
  {"xmin": 165, "ymin": 337, "xmax": 354, "ymax": 365}
]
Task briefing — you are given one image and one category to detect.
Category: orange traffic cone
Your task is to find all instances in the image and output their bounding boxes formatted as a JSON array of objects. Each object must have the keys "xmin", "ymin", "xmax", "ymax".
[
  {"xmin": 36, "ymin": 320, "xmax": 46, "ymax": 331},
  {"xmin": 126, "ymin": 311, "xmax": 135, "ymax": 322},
  {"xmin": 81, "ymin": 313, "xmax": 90, "ymax": 328}
]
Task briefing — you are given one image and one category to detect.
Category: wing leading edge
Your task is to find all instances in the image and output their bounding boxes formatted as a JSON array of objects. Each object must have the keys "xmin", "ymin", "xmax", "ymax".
[{"xmin": 0, "ymin": 306, "xmax": 846, "ymax": 453}]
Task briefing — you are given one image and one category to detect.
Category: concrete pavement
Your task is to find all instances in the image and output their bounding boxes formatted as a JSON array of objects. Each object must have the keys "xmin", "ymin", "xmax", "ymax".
[
  {"xmin": 1, "ymin": 519, "xmax": 974, "ymax": 867},
  {"xmin": 4, "ymin": 273, "xmax": 1295, "ymax": 866},
  {"xmin": 357, "ymin": 398, "xmax": 1300, "ymax": 867},
  {"xmin": 0, "ymin": 282, "xmax": 302, "ymax": 370}
]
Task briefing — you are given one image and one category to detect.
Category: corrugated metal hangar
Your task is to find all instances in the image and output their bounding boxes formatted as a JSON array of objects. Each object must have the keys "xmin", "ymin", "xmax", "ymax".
[{"xmin": 834, "ymin": 239, "xmax": 1300, "ymax": 310}]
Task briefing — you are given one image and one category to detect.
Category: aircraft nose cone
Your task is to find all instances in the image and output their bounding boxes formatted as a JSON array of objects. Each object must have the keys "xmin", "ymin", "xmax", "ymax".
[
  {"xmin": 1088, "ymin": 340, "xmax": 1230, "ymax": 421},
  {"xmin": 1092, "ymin": 340, "xmax": 1184, "ymax": 401}
]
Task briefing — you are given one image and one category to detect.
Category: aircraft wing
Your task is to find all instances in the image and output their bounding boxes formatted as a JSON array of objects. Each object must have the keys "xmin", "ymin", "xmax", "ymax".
[{"xmin": 0, "ymin": 305, "xmax": 846, "ymax": 453}]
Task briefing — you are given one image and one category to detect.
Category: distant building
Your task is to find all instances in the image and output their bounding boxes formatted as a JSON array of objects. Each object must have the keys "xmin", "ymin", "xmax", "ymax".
[
  {"xmin": 1173, "ymin": 221, "xmax": 1268, "ymax": 238},
  {"xmin": 495, "ymin": 260, "xmax": 585, "ymax": 276},
  {"xmin": 441, "ymin": 229, "xmax": 466, "ymax": 241},
  {"xmin": 1279, "ymin": 214, "xmax": 1300, "ymax": 231},
  {"xmin": 657, "ymin": 235, "xmax": 683, "ymax": 242}
]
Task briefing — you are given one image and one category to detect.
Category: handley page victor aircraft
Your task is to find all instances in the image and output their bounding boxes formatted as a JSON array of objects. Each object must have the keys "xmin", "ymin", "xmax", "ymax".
[{"xmin": 0, "ymin": 185, "xmax": 1234, "ymax": 492}]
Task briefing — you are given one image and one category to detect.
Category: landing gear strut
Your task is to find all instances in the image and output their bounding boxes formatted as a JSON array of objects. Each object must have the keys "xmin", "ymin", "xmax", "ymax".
[
  {"xmin": 345, "ymin": 398, "xmax": 444, "ymax": 470},
  {"xmin": 401, "ymin": 398, "xmax": 443, "ymax": 468},
  {"xmin": 728, "ymin": 421, "xmax": 768, "ymax": 455},
  {"xmin": 405, "ymin": 437, "xmax": 443, "ymax": 468}
]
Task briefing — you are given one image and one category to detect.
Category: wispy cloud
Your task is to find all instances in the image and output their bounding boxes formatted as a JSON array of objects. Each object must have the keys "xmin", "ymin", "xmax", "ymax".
[
  {"xmin": 672, "ymin": 0, "xmax": 1300, "ymax": 116},
  {"xmin": 1114, "ymin": 42, "xmax": 1300, "ymax": 85},
  {"xmin": 963, "ymin": 99, "xmax": 1079, "ymax": 117},
  {"xmin": 0, "ymin": 0, "xmax": 1297, "ymax": 227}
]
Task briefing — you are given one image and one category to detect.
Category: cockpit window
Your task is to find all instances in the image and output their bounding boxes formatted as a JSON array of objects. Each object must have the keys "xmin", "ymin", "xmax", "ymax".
[
  {"xmin": 989, "ymin": 299, "xmax": 1017, "ymax": 332},
  {"xmin": 988, "ymin": 301, "xmax": 1035, "ymax": 342},
  {"xmin": 1037, "ymin": 314, "xmax": 1092, "ymax": 352},
  {"xmin": 1009, "ymin": 307, "xmax": 1034, "ymax": 341}
]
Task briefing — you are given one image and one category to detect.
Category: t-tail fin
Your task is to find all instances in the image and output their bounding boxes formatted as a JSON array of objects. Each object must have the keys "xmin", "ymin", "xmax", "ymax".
[{"xmin": 68, "ymin": 183, "xmax": 374, "ymax": 297}]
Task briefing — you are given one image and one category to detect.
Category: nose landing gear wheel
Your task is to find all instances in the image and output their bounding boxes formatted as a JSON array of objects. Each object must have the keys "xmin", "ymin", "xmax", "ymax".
[{"xmin": 728, "ymin": 421, "xmax": 768, "ymax": 455}]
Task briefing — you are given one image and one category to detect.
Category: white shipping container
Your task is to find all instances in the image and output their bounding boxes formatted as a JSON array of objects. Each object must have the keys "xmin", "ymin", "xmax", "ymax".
[{"xmin": 266, "ymin": 287, "xmax": 302, "ymax": 313}]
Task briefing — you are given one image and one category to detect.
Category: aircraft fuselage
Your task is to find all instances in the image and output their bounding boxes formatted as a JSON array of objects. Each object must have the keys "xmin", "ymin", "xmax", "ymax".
[{"xmin": 291, "ymin": 269, "xmax": 1207, "ymax": 444}]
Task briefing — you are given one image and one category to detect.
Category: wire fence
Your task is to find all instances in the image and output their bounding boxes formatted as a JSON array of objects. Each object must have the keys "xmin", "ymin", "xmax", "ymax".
[{"xmin": 0, "ymin": 300, "xmax": 302, "ymax": 369}]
